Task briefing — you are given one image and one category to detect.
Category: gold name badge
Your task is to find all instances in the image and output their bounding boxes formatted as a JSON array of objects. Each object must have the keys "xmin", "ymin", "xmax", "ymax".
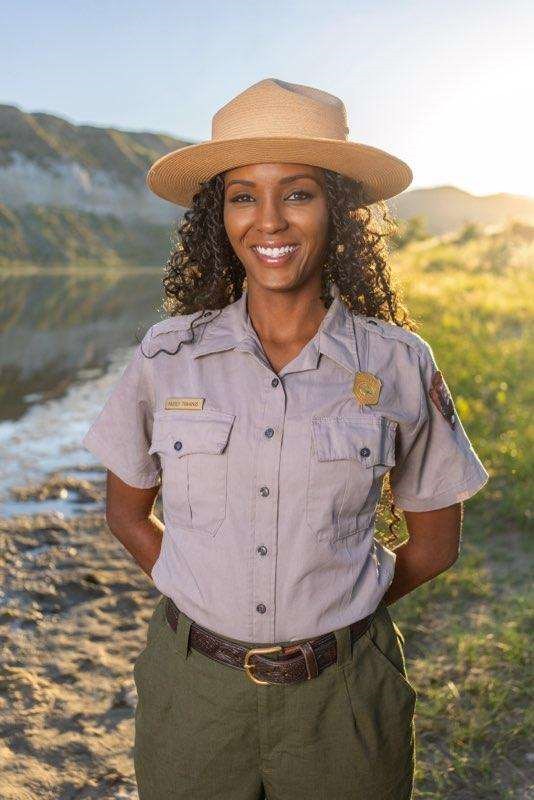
[
  {"xmin": 164, "ymin": 397, "xmax": 205, "ymax": 411},
  {"xmin": 353, "ymin": 372, "xmax": 382, "ymax": 405}
]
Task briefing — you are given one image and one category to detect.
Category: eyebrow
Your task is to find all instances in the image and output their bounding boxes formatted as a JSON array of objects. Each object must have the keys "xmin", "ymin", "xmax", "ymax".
[{"xmin": 225, "ymin": 173, "xmax": 322, "ymax": 188}]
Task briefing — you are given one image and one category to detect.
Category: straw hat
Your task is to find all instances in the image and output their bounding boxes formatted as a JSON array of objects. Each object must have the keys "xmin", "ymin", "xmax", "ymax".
[{"xmin": 146, "ymin": 77, "xmax": 413, "ymax": 207}]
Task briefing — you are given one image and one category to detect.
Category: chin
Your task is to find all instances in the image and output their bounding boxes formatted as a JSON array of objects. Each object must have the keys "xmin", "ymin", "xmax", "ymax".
[{"xmin": 258, "ymin": 274, "xmax": 304, "ymax": 292}]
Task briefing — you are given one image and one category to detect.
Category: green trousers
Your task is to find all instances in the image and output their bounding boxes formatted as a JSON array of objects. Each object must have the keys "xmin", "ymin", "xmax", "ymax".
[{"xmin": 133, "ymin": 595, "xmax": 417, "ymax": 799}]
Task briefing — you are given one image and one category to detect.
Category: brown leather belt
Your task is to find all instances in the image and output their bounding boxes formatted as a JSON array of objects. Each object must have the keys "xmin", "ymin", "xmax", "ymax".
[{"xmin": 164, "ymin": 596, "xmax": 376, "ymax": 685}]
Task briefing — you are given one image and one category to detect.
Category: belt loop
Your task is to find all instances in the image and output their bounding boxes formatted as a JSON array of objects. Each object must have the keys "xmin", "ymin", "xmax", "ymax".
[
  {"xmin": 174, "ymin": 606, "xmax": 193, "ymax": 661},
  {"xmin": 334, "ymin": 624, "xmax": 352, "ymax": 669}
]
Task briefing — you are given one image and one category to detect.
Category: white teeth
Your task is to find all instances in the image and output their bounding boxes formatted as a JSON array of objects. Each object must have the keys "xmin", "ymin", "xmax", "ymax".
[{"xmin": 254, "ymin": 245, "xmax": 298, "ymax": 257}]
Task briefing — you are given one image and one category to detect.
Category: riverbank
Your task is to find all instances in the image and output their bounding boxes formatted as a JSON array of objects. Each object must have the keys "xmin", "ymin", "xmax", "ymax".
[{"xmin": 0, "ymin": 470, "xmax": 159, "ymax": 800}]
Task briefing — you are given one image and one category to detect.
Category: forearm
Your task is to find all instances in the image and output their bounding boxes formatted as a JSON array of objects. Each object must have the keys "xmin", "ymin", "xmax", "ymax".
[
  {"xmin": 382, "ymin": 537, "xmax": 454, "ymax": 606},
  {"xmin": 107, "ymin": 512, "xmax": 164, "ymax": 578}
]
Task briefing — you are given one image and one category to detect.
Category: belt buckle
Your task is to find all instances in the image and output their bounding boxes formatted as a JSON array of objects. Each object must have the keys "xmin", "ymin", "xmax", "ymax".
[{"xmin": 244, "ymin": 645, "xmax": 283, "ymax": 685}]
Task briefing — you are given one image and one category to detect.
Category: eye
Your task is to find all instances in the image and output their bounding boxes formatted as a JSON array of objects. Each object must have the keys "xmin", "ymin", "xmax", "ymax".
[
  {"xmin": 230, "ymin": 189, "xmax": 313, "ymax": 203},
  {"xmin": 229, "ymin": 193, "xmax": 254, "ymax": 203},
  {"xmin": 287, "ymin": 190, "xmax": 313, "ymax": 201}
]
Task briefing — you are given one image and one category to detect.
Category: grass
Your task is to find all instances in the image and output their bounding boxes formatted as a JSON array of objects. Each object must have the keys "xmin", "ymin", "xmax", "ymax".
[{"xmin": 374, "ymin": 227, "xmax": 533, "ymax": 798}]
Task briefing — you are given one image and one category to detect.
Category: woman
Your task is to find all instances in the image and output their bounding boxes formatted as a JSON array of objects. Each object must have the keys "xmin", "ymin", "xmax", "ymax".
[{"xmin": 82, "ymin": 78, "xmax": 489, "ymax": 799}]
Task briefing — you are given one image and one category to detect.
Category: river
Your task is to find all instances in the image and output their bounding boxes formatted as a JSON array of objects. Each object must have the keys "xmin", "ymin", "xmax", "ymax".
[{"xmin": 0, "ymin": 266, "xmax": 167, "ymax": 517}]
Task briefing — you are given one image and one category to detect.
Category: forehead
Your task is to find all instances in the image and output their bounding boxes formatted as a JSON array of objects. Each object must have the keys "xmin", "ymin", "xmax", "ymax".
[{"xmin": 223, "ymin": 162, "xmax": 325, "ymax": 184}]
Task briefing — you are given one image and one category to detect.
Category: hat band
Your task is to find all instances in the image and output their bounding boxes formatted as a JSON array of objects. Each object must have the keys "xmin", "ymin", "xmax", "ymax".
[{"xmin": 212, "ymin": 110, "xmax": 349, "ymax": 142}]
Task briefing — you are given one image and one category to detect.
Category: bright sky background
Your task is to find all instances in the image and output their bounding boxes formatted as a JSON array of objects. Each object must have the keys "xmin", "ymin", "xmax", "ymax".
[{"xmin": 2, "ymin": 0, "xmax": 533, "ymax": 197}]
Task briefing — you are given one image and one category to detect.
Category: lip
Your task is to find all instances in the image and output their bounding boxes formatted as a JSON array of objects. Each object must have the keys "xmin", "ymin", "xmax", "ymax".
[
  {"xmin": 251, "ymin": 244, "xmax": 300, "ymax": 265},
  {"xmin": 251, "ymin": 242, "xmax": 299, "ymax": 248}
]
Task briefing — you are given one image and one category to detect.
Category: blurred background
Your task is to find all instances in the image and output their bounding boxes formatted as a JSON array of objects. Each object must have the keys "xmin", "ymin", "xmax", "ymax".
[{"xmin": 0, "ymin": 2, "xmax": 532, "ymax": 799}]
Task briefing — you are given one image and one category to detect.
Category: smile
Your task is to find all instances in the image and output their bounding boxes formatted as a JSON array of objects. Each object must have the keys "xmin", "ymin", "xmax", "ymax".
[{"xmin": 251, "ymin": 245, "xmax": 300, "ymax": 264}]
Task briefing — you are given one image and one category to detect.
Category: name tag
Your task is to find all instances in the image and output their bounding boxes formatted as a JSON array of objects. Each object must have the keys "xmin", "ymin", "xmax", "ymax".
[{"xmin": 164, "ymin": 397, "xmax": 205, "ymax": 410}]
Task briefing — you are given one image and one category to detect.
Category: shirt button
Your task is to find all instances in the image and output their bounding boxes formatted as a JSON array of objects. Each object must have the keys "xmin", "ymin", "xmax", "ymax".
[
  {"xmin": 271, "ymin": 378, "xmax": 279, "ymax": 387},
  {"xmin": 360, "ymin": 446, "xmax": 371, "ymax": 458},
  {"xmin": 264, "ymin": 427, "xmax": 275, "ymax": 438},
  {"xmin": 256, "ymin": 603, "xmax": 267, "ymax": 614},
  {"xmin": 174, "ymin": 441, "xmax": 183, "ymax": 451},
  {"xmin": 257, "ymin": 545, "xmax": 268, "ymax": 556},
  {"xmin": 259, "ymin": 486, "xmax": 270, "ymax": 497}
]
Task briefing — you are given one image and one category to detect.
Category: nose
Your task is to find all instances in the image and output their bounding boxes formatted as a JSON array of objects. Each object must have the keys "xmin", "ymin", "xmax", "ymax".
[{"xmin": 255, "ymin": 196, "xmax": 289, "ymax": 234}]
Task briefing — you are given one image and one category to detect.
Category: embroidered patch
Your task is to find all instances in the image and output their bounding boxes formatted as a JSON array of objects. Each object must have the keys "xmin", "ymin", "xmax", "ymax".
[
  {"xmin": 428, "ymin": 371, "xmax": 456, "ymax": 429},
  {"xmin": 164, "ymin": 397, "xmax": 205, "ymax": 410}
]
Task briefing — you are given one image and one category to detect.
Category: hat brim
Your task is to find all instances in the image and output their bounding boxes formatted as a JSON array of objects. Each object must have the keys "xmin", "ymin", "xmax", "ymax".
[{"xmin": 146, "ymin": 136, "xmax": 412, "ymax": 207}]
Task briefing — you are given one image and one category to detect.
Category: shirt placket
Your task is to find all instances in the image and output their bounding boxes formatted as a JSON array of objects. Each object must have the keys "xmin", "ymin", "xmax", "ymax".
[{"xmin": 252, "ymin": 370, "xmax": 286, "ymax": 642}]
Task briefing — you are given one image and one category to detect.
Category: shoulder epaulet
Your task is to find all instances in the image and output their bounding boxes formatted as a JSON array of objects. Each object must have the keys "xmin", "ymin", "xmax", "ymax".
[
  {"xmin": 352, "ymin": 313, "xmax": 429, "ymax": 357},
  {"xmin": 149, "ymin": 309, "xmax": 217, "ymax": 338},
  {"xmin": 140, "ymin": 309, "xmax": 218, "ymax": 356}
]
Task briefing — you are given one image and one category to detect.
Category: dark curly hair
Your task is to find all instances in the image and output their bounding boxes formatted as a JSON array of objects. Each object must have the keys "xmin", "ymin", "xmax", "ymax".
[{"xmin": 146, "ymin": 167, "xmax": 419, "ymax": 548}]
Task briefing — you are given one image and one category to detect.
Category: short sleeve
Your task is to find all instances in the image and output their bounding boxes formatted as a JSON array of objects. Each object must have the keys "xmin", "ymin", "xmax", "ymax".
[
  {"xmin": 82, "ymin": 342, "xmax": 161, "ymax": 489},
  {"xmin": 389, "ymin": 340, "xmax": 489, "ymax": 511}
]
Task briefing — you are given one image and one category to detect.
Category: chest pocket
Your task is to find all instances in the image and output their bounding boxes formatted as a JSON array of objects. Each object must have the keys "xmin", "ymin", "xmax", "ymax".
[
  {"xmin": 149, "ymin": 409, "xmax": 236, "ymax": 537},
  {"xmin": 306, "ymin": 415, "xmax": 397, "ymax": 543}
]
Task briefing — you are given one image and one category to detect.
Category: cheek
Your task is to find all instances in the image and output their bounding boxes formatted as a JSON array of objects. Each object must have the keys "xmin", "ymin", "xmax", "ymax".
[
  {"xmin": 223, "ymin": 207, "xmax": 250, "ymax": 247},
  {"xmin": 222, "ymin": 206, "xmax": 234, "ymax": 238},
  {"xmin": 301, "ymin": 205, "xmax": 330, "ymax": 249}
]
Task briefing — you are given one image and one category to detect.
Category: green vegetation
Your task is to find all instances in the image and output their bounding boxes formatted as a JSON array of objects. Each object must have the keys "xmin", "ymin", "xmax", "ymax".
[
  {"xmin": 389, "ymin": 213, "xmax": 430, "ymax": 248},
  {"xmin": 374, "ymin": 222, "xmax": 533, "ymax": 799},
  {"xmin": 0, "ymin": 203, "xmax": 172, "ymax": 267}
]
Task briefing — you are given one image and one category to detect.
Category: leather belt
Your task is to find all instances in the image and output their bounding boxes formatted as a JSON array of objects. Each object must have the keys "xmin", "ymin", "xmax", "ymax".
[{"xmin": 164, "ymin": 596, "xmax": 376, "ymax": 685}]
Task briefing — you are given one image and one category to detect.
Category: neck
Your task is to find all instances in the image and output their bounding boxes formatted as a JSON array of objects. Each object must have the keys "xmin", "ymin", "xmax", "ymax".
[{"xmin": 244, "ymin": 281, "xmax": 331, "ymax": 347}]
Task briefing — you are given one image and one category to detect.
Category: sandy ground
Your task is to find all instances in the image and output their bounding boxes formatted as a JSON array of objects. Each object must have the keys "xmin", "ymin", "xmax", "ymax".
[{"xmin": 0, "ymin": 471, "xmax": 159, "ymax": 800}]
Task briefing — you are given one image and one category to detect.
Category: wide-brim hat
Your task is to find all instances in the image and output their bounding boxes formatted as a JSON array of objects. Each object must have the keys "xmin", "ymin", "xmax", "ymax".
[{"xmin": 146, "ymin": 78, "xmax": 413, "ymax": 207}]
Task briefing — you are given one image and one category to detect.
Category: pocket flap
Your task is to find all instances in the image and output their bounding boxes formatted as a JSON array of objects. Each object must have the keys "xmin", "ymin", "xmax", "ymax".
[
  {"xmin": 149, "ymin": 409, "xmax": 236, "ymax": 457},
  {"xmin": 311, "ymin": 416, "xmax": 397, "ymax": 467}
]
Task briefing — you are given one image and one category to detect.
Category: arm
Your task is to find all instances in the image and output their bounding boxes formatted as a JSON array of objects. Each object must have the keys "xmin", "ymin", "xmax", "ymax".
[
  {"xmin": 105, "ymin": 470, "xmax": 163, "ymax": 579},
  {"xmin": 382, "ymin": 502, "xmax": 462, "ymax": 606}
]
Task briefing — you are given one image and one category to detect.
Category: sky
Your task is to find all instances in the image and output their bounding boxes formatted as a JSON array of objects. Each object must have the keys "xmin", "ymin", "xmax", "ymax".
[{"xmin": 2, "ymin": 0, "xmax": 533, "ymax": 197}]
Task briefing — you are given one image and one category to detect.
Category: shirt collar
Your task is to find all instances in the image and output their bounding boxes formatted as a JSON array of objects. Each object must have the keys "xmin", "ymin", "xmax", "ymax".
[{"xmin": 192, "ymin": 281, "xmax": 358, "ymax": 376}]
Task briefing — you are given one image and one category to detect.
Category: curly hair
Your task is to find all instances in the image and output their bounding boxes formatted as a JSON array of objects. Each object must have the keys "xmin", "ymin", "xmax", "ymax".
[{"xmin": 147, "ymin": 168, "xmax": 419, "ymax": 547}]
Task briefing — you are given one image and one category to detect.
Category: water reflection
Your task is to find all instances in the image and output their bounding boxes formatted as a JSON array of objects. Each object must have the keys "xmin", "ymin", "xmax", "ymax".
[
  {"xmin": 0, "ymin": 266, "xmax": 166, "ymax": 420},
  {"xmin": 0, "ymin": 266, "xmax": 167, "ymax": 514}
]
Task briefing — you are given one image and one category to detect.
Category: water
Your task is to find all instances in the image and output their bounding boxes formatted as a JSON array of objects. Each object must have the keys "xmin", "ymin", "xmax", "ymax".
[{"xmin": 0, "ymin": 266, "xmax": 166, "ymax": 517}]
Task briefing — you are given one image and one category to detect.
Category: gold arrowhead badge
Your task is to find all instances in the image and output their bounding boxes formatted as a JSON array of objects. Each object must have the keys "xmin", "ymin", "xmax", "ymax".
[{"xmin": 353, "ymin": 372, "xmax": 382, "ymax": 405}]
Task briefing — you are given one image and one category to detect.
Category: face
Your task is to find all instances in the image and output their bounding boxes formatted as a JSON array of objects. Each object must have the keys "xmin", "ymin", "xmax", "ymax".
[{"xmin": 223, "ymin": 162, "xmax": 330, "ymax": 293}]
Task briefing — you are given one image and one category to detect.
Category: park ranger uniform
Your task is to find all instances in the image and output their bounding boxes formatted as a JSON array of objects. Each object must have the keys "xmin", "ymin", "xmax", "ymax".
[{"xmin": 82, "ymin": 281, "xmax": 489, "ymax": 800}]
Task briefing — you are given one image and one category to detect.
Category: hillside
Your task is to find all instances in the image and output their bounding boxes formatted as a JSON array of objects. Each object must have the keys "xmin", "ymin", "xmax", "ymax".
[
  {"xmin": 1, "ymin": 102, "xmax": 533, "ymax": 267},
  {"xmin": 391, "ymin": 185, "xmax": 534, "ymax": 235},
  {"xmin": 0, "ymin": 103, "xmax": 188, "ymax": 225},
  {"xmin": 0, "ymin": 203, "xmax": 172, "ymax": 266}
]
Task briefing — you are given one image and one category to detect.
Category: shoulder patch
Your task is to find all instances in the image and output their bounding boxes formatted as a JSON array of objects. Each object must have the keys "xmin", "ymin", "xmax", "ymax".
[
  {"xmin": 428, "ymin": 369, "xmax": 457, "ymax": 429},
  {"xmin": 352, "ymin": 314, "xmax": 427, "ymax": 356}
]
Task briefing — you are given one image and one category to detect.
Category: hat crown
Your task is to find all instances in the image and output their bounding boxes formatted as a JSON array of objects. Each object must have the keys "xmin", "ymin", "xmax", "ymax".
[{"xmin": 211, "ymin": 78, "xmax": 350, "ymax": 141}]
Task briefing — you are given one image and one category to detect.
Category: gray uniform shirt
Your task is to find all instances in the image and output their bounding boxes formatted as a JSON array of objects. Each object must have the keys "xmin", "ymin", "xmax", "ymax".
[{"xmin": 82, "ymin": 282, "xmax": 489, "ymax": 644}]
